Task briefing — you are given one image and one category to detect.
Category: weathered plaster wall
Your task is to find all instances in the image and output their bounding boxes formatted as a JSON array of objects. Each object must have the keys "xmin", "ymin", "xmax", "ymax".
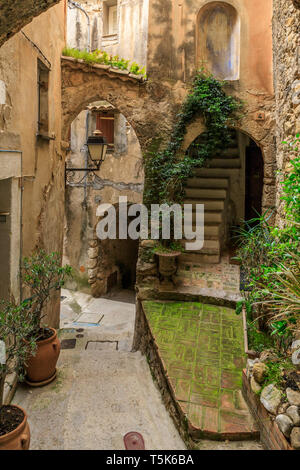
[
  {"xmin": 67, "ymin": 0, "xmax": 148, "ymax": 66},
  {"xmin": 0, "ymin": 0, "xmax": 62, "ymax": 47},
  {"xmin": 0, "ymin": 2, "xmax": 66, "ymax": 326},
  {"xmin": 147, "ymin": 0, "xmax": 276, "ymax": 213},
  {"xmin": 62, "ymin": 0, "xmax": 276, "ymax": 297},
  {"xmin": 64, "ymin": 0, "xmax": 148, "ymax": 292},
  {"xmin": 273, "ymin": 0, "xmax": 300, "ymax": 222},
  {"xmin": 63, "ymin": 105, "xmax": 144, "ymax": 292}
]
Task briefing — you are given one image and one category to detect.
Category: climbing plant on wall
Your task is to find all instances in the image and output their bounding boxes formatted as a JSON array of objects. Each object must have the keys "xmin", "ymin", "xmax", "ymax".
[{"xmin": 143, "ymin": 71, "xmax": 242, "ymax": 207}]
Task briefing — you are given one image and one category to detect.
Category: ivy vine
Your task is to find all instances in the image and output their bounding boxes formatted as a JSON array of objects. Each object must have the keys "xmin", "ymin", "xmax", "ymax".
[{"xmin": 143, "ymin": 72, "xmax": 242, "ymax": 207}]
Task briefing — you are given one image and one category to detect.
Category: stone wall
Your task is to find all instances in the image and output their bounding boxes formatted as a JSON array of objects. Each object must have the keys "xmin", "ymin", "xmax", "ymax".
[
  {"xmin": 64, "ymin": 0, "xmax": 148, "ymax": 292},
  {"xmin": 147, "ymin": 0, "xmax": 276, "ymax": 214},
  {"xmin": 0, "ymin": 0, "xmax": 62, "ymax": 47},
  {"xmin": 0, "ymin": 2, "xmax": 66, "ymax": 326},
  {"xmin": 273, "ymin": 0, "xmax": 300, "ymax": 223},
  {"xmin": 63, "ymin": 105, "xmax": 144, "ymax": 293}
]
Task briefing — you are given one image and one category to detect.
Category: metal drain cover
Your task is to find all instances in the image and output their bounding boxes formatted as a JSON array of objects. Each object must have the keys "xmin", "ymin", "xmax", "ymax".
[
  {"xmin": 124, "ymin": 432, "xmax": 145, "ymax": 450},
  {"xmin": 86, "ymin": 341, "xmax": 118, "ymax": 351},
  {"xmin": 61, "ymin": 338, "xmax": 76, "ymax": 349}
]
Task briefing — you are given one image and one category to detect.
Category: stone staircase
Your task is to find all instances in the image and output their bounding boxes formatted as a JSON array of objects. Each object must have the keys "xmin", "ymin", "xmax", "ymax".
[{"xmin": 181, "ymin": 131, "xmax": 241, "ymax": 264}]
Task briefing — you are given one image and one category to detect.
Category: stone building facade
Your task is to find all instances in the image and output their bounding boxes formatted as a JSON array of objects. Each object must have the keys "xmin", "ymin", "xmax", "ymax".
[
  {"xmin": 273, "ymin": 0, "xmax": 300, "ymax": 223},
  {"xmin": 62, "ymin": 0, "xmax": 277, "ymax": 296},
  {"xmin": 0, "ymin": 1, "xmax": 66, "ymax": 326},
  {"xmin": 63, "ymin": 0, "xmax": 148, "ymax": 293},
  {"xmin": 0, "ymin": 0, "xmax": 62, "ymax": 47}
]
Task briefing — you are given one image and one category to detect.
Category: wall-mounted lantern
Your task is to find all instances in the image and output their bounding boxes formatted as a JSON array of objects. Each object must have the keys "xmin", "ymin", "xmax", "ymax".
[{"xmin": 65, "ymin": 130, "xmax": 108, "ymax": 184}]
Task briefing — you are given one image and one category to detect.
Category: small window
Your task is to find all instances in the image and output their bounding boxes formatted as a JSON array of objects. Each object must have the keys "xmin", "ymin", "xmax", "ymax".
[
  {"xmin": 37, "ymin": 60, "xmax": 49, "ymax": 135},
  {"xmin": 108, "ymin": 5, "xmax": 118, "ymax": 34},
  {"xmin": 103, "ymin": 0, "xmax": 118, "ymax": 36},
  {"xmin": 96, "ymin": 113, "xmax": 114, "ymax": 150}
]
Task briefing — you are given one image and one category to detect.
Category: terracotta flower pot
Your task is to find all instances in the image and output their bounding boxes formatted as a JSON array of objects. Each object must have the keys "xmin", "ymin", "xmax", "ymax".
[
  {"xmin": 26, "ymin": 328, "xmax": 60, "ymax": 386},
  {"xmin": 0, "ymin": 405, "xmax": 30, "ymax": 450}
]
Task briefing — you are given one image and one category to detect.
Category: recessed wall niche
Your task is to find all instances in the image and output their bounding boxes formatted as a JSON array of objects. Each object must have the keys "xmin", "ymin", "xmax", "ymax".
[{"xmin": 197, "ymin": 2, "xmax": 240, "ymax": 81}]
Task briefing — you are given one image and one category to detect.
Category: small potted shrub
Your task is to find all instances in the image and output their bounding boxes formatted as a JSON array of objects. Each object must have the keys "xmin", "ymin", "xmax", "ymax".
[
  {"xmin": 22, "ymin": 251, "xmax": 72, "ymax": 386},
  {"xmin": 153, "ymin": 241, "xmax": 182, "ymax": 287},
  {"xmin": 0, "ymin": 300, "xmax": 36, "ymax": 450}
]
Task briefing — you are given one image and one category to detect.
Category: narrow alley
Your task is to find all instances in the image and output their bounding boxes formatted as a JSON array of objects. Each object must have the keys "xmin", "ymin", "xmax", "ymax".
[{"xmin": 13, "ymin": 289, "xmax": 262, "ymax": 450}]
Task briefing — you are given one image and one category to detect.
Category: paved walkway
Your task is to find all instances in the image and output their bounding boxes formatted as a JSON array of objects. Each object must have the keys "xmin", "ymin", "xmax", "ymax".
[
  {"xmin": 174, "ymin": 253, "xmax": 241, "ymax": 303},
  {"xmin": 142, "ymin": 301, "xmax": 259, "ymax": 440},
  {"xmin": 14, "ymin": 289, "xmax": 185, "ymax": 450},
  {"xmin": 13, "ymin": 289, "xmax": 262, "ymax": 450}
]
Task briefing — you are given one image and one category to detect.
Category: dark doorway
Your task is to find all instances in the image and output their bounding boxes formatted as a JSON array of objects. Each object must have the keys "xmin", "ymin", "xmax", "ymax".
[{"xmin": 245, "ymin": 139, "xmax": 264, "ymax": 221}]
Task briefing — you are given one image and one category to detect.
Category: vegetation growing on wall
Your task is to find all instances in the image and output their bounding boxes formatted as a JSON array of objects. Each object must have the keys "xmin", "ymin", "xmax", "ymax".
[
  {"xmin": 62, "ymin": 47, "xmax": 146, "ymax": 77},
  {"xmin": 236, "ymin": 138, "xmax": 300, "ymax": 347},
  {"xmin": 143, "ymin": 72, "xmax": 242, "ymax": 207}
]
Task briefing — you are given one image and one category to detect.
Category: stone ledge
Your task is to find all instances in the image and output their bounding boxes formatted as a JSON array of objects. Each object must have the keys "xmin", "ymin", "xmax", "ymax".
[
  {"xmin": 242, "ymin": 370, "xmax": 293, "ymax": 450},
  {"xmin": 137, "ymin": 284, "xmax": 239, "ymax": 309},
  {"xmin": 61, "ymin": 56, "xmax": 146, "ymax": 82}
]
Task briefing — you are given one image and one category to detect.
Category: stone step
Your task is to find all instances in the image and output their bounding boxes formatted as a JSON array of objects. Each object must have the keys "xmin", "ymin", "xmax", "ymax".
[
  {"xmin": 204, "ymin": 224, "xmax": 222, "ymax": 239},
  {"xmin": 183, "ymin": 210, "xmax": 223, "ymax": 224},
  {"xmin": 184, "ymin": 199, "xmax": 226, "ymax": 211},
  {"xmin": 183, "ymin": 222, "xmax": 221, "ymax": 238},
  {"xmin": 208, "ymin": 158, "xmax": 241, "ymax": 168},
  {"xmin": 186, "ymin": 177, "xmax": 229, "ymax": 189},
  {"xmin": 194, "ymin": 167, "xmax": 240, "ymax": 177},
  {"xmin": 180, "ymin": 252, "xmax": 220, "ymax": 264},
  {"xmin": 218, "ymin": 147, "xmax": 240, "ymax": 157},
  {"xmin": 185, "ymin": 188, "xmax": 227, "ymax": 200},
  {"xmin": 181, "ymin": 238, "xmax": 221, "ymax": 255}
]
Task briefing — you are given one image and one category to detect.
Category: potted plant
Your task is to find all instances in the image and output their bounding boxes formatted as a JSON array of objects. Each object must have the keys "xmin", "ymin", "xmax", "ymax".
[
  {"xmin": 0, "ymin": 300, "xmax": 36, "ymax": 450},
  {"xmin": 153, "ymin": 241, "xmax": 182, "ymax": 287},
  {"xmin": 22, "ymin": 251, "xmax": 72, "ymax": 386}
]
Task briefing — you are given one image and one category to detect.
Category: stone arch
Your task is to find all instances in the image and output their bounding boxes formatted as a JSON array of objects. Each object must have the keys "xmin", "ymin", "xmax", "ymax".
[
  {"xmin": 196, "ymin": 1, "xmax": 240, "ymax": 80},
  {"xmin": 61, "ymin": 57, "xmax": 174, "ymax": 154},
  {"xmin": 88, "ymin": 200, "xmax": 141, "ymax": 297},
  {"xmin": 63, "ymin": 92, "xmax": 145, "ymax": 293},
  {"xmin": 184, "ymin": 119, "xmax": 276, "ymax": 219}
]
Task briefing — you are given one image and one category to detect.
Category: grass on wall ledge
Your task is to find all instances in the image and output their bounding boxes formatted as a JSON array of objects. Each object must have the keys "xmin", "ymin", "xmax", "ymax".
[{"xmin": 62, "ymin": 47, "xmax": 146, "ymax": 78}]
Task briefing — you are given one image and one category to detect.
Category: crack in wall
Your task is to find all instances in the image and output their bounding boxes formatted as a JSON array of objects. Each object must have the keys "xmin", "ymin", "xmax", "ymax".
[{"xmin": 68, "ymin": 175, "xmax": 144, "ymax": 193}]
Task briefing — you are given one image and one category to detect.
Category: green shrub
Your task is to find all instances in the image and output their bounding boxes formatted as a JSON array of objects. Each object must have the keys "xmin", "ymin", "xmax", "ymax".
[{"xmin": 62, "ymin": 47, "xmax": 146, "ymax": 78}]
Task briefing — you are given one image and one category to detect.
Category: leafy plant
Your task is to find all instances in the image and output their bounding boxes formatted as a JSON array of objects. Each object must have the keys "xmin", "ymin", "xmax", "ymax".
[
  {"xmin": 22, "ymin": 251, "xmax": 72, "ymax": 339},
  {"xmin": 235, "ymin": 136, "xmax": 300, "ymax": 345},
  {"xmin": 262, "ymin": 254, "xmax": 300, "ymax": 337},
  {"xmin": 247, "ymin": 321, "xmax": 274, "ymax": 353},
  {"xmin": 62, "ymin": 47, "xmax": 147, "ymax": 78},
  {"xmin": 152, "ymin": 241, "xmax": 184, "ymax": 254},
  {"xmin": 144, "ymin": 71, "xmax": 242, "ymax": 209},
  {"xmin": 261, "ymin": 358, "xmax": 295, "ymax": 391},
  {"xmin": 0, "ymin": 300, "xmax": 36, "ymax": 406}
]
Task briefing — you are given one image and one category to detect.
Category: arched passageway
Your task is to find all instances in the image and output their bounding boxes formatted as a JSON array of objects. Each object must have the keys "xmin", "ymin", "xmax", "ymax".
[
  {"xmin": 183, "ymin": 128, "xmax": 264, "ymax": 264},
  {"xmin": 63, "ymin": 98, "xmax": 144, "ymax": 295}
]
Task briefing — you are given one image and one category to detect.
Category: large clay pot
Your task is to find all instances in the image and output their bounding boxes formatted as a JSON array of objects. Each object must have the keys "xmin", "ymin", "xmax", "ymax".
[
  {"xmin": 0, "ymin": 405, "xmax": 30, "ymax": 450},
  {"xmin": 26, "ymin": 328, "xmax": 60, "ymax": 386},
  {"xmin": 156, "ymin": 251, "xmax": 181, "ymax": 286}
]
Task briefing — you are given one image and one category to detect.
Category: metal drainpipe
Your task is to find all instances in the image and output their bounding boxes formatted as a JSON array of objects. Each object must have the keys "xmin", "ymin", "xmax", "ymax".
[
  {"xmin": 83, "ymin": 110, "xmax": 90, "ymax": 210},
  {"xmin": 68, "ymin": 0, "xmax": 91, "ymax": 52}
]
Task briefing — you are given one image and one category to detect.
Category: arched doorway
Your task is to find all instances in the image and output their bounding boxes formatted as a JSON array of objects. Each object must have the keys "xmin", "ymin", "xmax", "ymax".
[
  {"xmin": 63, "ymin": 100, "xmax": 144, "ymax": 295},
  {"xmin": 245, "ymin": 138, "xmax": 264, "ymax": 221},
  {"xmin": 184, "ymin": 129, "xmax": 264, "ymax": 263}
]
